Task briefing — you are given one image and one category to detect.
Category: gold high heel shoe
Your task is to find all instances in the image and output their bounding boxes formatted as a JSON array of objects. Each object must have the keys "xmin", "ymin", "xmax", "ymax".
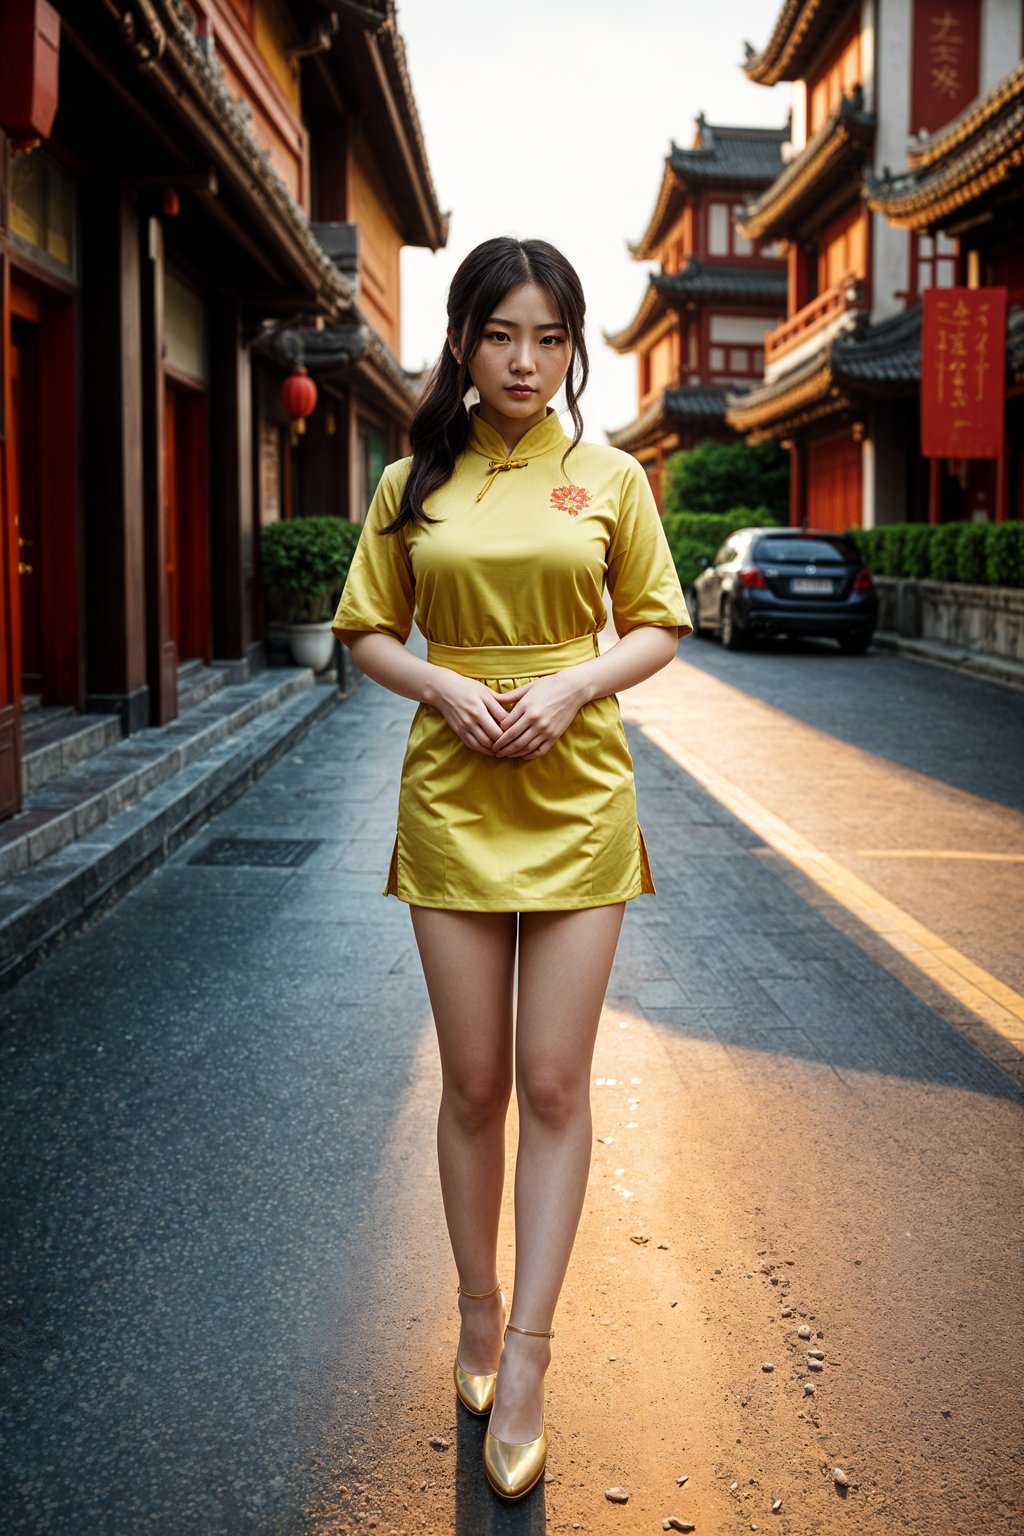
[
  {"xmin": 453, "ymin": 1280, "xmax": 505, "ymax": 1415},
  {"xmin": 483, "ymin": 1321, "xmax": 555, "ymax": 1500}
]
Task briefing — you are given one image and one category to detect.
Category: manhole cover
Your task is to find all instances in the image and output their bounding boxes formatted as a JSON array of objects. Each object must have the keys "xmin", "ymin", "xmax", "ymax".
[{"xmin": 189, "ymin": 838, "xmax": 322, "ymax": 868}]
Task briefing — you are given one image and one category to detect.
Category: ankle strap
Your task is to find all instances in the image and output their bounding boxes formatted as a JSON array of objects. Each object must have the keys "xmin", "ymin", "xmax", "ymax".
[
  {"xmin": 505, "ymin": 1322, "xmax": 555, "ymax": 1339},
  {"xmin": 457, "ymin": 1280, "xmax": 502, "ymax": 1300}
]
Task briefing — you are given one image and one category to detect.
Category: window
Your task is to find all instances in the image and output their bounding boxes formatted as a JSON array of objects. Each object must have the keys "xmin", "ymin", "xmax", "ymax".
[
  {"xmin": 709, "ymin": 203, "xmax": 730, "ymax": 256},
  {"xmin": 707, "ymin": 200, "xmax": 755, "ymax": 259},
  {"xmin": 358, "ymin": 424, "xmax": 386, "ymax": 519},
  {"xmin": 9, "ymin": 151, "xmax": 76, "ymax": 280},
  {"xmin": 915, "ymin": 231, "xmax": 958, "ymax": 294}
]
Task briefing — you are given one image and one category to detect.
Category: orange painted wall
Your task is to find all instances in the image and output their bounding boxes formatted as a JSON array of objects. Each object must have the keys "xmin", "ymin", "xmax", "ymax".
[
  {"xmin": 205, "ymin": 0, "xmax": 307, "ymax": 205},
  {"xmin": 809, "ymin": 20, "xmax": 861, "ymax": 133},
  {"xmin": 817, "ymin": 204, "xmax": 868, "ymax": 290},
  {"xmin": 807, "ymin": 431, "xmax": 862, "ymax": 531},
  {"xmin": 352, "ymin": 147, "xmax": 402, "ymax": 355}
]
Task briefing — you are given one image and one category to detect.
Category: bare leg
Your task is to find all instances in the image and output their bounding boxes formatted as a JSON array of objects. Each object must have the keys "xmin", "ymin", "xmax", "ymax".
[
  {"xmin": 488, "ymin": 902, "xmax": 626, "ymax": 1443},
  {"xmin": 410, "ymin": 906, "xmax": 517, "ymax": 1375}
]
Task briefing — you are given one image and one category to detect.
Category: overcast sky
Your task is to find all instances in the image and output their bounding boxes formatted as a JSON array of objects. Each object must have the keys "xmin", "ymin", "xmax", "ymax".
[{"xmin": 397, "ymin": 0, "xmax": 788, "ymax": 443}]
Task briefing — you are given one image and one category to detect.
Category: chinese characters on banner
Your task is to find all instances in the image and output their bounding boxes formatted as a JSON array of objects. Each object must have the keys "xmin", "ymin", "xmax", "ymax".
[
  {"xmin": 910, "ymin": 0, "xmax": 979, "ymax": 134},
  {"xmin": 921, "ymin": 288, "xmax": 1007, "ymax": 459}
]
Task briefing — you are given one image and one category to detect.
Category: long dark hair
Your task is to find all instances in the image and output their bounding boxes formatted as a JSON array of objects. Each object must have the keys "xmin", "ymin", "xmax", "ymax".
[{"xmin": 382, "ymin": 237, "xmax": 589, "ymax": 534}]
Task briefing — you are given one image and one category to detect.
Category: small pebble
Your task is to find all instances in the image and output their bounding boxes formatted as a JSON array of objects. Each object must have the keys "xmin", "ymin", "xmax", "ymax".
[
  {"xmin": 807, "ymin": 1348, "xmax": 825, "ymax": 1360},
  {"xmin": 833, "ymin": 1467, "xmax": 849, "ymax": 1488},
  {"xmin": 428, "ymin": 1436, "xmax": 449, "ymax": 1451},
  {"xmin": 658, "ymin": 1242, "xmax": 670, "ymax": 1250},
  {"xmin": 807, "ymin": 1357, "xmax": 823, "ymax": 1371},
  {"xmin": 761, "ymin": 1362, "xmax": 775, "ymax": 1372},
  {"xmin": 663, "ymin": 1521, "xmax": 695, "ymax": 1534},
  {"xmin": 803, "ymin": 1382, "xmax": 815, "ymax": 1396},
  {"xmin": 676, "ymin": 1475, "xmax": 689, "ymax": 1486},
  {"xmin": 772, "ymin": 1500, "xmax": 783, "ymax": 1514},
  {"xmin": 630, "ymin": 1234, "xmax": 650, "ymax": 1246},
  {"xmin": 605, "ymin": 1487, "xmax": 629, "ymax": 1504},
  {"xmin": 797, "ymin": 1325, "xmax": 812, "ymax": 1340}
]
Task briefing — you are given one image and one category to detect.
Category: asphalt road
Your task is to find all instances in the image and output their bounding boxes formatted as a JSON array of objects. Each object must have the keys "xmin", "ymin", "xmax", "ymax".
[{"xmin": 1, "ymin": 645, "xmax": 1022, "ymax": 1535}]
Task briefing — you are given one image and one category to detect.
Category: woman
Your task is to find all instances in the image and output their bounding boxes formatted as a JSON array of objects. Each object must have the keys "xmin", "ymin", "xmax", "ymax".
[{"xmin": 331, "ymin": 236, "xmax": 690, "ymax": 1500}]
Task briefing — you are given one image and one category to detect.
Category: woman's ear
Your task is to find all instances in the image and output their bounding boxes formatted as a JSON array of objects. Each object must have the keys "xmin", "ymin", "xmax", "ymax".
[{"xmin": 446, "ymin": 326, "xmax": 463, "ymax": 367}]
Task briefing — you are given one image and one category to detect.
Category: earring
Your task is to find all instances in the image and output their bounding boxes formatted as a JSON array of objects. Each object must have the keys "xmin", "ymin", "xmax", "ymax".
[{"xmin": 454, "ymin": 352, "xmax": 463, "ymax": 365}]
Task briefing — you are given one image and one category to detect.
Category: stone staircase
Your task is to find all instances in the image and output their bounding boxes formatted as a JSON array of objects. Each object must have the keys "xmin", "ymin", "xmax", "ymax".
[{"xmin": 0, "ymin": 661, "xmax": 342, "ymax": 987}]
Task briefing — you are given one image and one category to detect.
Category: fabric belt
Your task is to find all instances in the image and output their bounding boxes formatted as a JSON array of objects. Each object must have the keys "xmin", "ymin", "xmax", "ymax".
[{"xmin": 426, "ymin": 633, "xmax": 600, "ymax": 679}]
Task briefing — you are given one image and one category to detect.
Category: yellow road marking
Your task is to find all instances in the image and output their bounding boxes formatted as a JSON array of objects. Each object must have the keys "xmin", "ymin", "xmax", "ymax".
[
  {"xmin": 855, "ymin": 850, "xmax": 1024, "ymax": 862},
  {"xmin": 641, "ymin": 723, "xmax": 1024, "ymax": 1048}
]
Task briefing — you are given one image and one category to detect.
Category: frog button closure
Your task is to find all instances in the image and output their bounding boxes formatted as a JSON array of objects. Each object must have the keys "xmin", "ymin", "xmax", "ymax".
[{"xmin": 497, "ymin": 677, "xmax": 515, "ymax": 692}]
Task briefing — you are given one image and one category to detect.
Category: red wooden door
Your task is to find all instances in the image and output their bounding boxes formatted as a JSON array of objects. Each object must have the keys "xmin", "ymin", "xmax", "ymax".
[
  {"xmin": 806, "ymin": 431, "xmax": 863, "ymax": 532},
  {"xmin": 164, "ymin": 379, "xmax": 210, "ymax": 664},
  {"xmin": 10, "ymin": 315, "xmax": 43, "ymax": 692}
]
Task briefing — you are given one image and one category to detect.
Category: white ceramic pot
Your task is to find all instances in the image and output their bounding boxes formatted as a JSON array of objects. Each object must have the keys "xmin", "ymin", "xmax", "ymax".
[{"xmin": 283, "ymin": 622, "xmax": 336, "ymax": 672}]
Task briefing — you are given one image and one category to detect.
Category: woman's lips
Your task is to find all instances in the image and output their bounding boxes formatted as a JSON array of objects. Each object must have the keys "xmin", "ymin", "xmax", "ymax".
[{"xmin": 505, "ymin": 386, "xmax": 536, "ymax": 398}]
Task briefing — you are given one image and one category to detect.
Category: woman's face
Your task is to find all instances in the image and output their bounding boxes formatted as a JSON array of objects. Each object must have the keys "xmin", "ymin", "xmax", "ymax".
[{"xmin": 452, "ymin": 281, "xmax": 572, "ymax": 446}]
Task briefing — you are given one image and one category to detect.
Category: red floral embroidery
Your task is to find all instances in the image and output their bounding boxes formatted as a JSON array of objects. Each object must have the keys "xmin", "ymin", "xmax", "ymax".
[{"xmin": 550, "ymin": 484, "xmax": 592, "ymax": 517}]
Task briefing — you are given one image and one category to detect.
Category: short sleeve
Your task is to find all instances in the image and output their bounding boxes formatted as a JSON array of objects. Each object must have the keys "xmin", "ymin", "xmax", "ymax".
[
  {"xmin": 331, "ymin": 464, "xmax": 415, "ymax": 648},
  {"xmin": 606, "ymin": 461, "xmax": 693, "ymax": 638}
]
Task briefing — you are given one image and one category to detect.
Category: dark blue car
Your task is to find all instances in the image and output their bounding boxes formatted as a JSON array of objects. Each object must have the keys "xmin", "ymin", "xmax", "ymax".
[{"xmin": 690, "ymin": 527, "xmax": 877, "ymax": 653}]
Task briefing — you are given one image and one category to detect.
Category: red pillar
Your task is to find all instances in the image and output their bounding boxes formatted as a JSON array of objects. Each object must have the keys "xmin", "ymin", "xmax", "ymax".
[
  {"xmin": 994, "ymin": 450, "xmax": 1008, "ymax": 523},
  {"xmin": 927, "ymin": 458, "xmax": 942, "ymax": 524},
  {"xmin": 789, "ymin": 441, "xmax": 805, "ymax": 528}
]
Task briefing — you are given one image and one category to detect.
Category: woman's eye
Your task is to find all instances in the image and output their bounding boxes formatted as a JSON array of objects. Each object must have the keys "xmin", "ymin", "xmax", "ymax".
[
  {"xmin": 540, "ymin": 335, "xmax": 564, "ymax": 346},
  {"xmin": 486, "ymin": 330, "xmax": 510, "ymax": 343}
]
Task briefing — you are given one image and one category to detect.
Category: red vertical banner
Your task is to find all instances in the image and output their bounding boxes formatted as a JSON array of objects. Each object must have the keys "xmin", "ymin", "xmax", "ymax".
[
  {"xmin": 921, "ymin": 287, "xmax": 1007, "ymax": 459},
  {"xmin": 910, "ymin": 0, "xmax": 980, "ymax": 134}
]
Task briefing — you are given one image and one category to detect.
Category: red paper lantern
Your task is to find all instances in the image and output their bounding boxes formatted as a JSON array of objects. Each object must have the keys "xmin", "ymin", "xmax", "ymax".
[{"xmin": 280, "ymin": 366, "xmax": 317, "ymax": 433}]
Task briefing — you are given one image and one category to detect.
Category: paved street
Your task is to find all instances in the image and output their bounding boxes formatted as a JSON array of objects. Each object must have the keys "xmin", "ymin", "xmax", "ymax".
[{"xmin": 2, "ymin": 644, "xmax": 1022, "ymax": 1535}]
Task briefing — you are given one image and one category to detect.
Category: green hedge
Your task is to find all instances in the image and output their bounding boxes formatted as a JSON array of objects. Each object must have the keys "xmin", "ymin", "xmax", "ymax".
[
  {"xmin": 261, "ymin": 515, "xmax": 362, "ymax": 623},
  {"xmin": 661, "ymin": 507, "xmax": 782, "ymax": 591},
  {"xmin": 847, "ymin": 522, "xmax": 1023, "ymax": 588}
]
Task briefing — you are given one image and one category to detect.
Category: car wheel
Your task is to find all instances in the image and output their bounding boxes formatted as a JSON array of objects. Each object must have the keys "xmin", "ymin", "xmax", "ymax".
[
  {"xmin": 688, "ymin": 587, "xmax": 711, "ymax": 638},
  {"xmin": 720, "ymin": 598, "xmax": 745, "ymax": 651},
  {"xmin": 838, "ymin": 633, "xmax": 872, "ymax": 655}
]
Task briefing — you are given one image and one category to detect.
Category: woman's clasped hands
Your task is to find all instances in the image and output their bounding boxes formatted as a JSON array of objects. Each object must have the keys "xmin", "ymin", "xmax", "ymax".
[{"xmin": 431, "ymin": 668, "xmax": 588, "ymax": 762}]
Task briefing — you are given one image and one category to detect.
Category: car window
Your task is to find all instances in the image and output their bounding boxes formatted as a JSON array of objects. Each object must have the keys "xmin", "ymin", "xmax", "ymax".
[{"xmin": 753, "ymin": 537, "xmax": 856, "ymax": 564}]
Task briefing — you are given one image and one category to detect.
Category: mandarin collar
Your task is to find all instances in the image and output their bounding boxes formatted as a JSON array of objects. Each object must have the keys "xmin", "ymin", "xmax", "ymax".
[{"xmin": 467, "ymin": 407, "xmax": 569, "ymax": 462}]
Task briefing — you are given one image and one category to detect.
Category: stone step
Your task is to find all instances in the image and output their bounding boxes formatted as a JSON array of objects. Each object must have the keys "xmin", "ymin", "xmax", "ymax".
[
  {"xmin": 177, "ymin": 659, "xmax": 231, "ymax": 715},
  {"xmin": 0, "ymin": 682, "xmax": 339, "ymax": 988},
  {"xmin": 0, "ymin": 668, "xmax": 316, "ymax": 887},
  {"xmin": 21, "ymin": 710, "xmax": 123, "ymax": 796}
]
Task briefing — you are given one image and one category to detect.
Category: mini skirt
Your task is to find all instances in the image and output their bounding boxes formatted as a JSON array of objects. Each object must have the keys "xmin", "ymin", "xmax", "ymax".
[{"xmin": 383, "ymin": 633, "xmax": 655, "ymax": 912}]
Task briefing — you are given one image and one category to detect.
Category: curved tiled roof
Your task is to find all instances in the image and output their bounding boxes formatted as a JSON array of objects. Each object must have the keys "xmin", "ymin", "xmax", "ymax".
[
  {"xmin": 726, "ymin": 308, "xmax": 921, "ymax": 441},
  {"xmin": 743, "ymin": 0, "xmax": 848, "ymax": 86},
  {"xmin": 631, "ymin": 117, "xmax": 787, "ymax": 258},
  {"xmin": 655, "ymin": 259, "xmax": 788, "ymax": 304},
  {"xmin": 268, "ymin": 312, "xmax": 421, "ymax": 411},
  {"xmin": 607, "ymin": 385, "xmax": 730, "ymax": 452},
  {"xmin": 865, "ymin": 61, "xmax": 1024, "ymax": 232},
  {"xmin": 830, "ymin": 304, "xmax": 922, "ymax": 387},
  {"xmin": 739, "ymin": 90, "xmax": 875, "ymax": 242},
  {"xmin": 109, "ymin": 0, "xmax": 354, "ymax": 316},
  {"xmin": 606, "ymin": 260, "xmax": 785, "ymax": 352}
]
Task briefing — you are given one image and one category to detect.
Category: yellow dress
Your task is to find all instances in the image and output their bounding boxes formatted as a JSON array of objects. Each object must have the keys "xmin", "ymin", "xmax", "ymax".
[{"xmin": 331, "ymin": 408, "xmax": 691, "ymax": 911}]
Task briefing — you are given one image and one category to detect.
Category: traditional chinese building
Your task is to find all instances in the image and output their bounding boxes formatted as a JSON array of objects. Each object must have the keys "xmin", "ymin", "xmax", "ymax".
[
  {"xmin": 726, "ymin": 0, "xmax": 1023, "ymax": 531},
  {"xmin": 0, "ymin": 0, "xmax": 444, "ymax": 823},
  {"xmin": 605, "ymin": 116, "xmax": 788, "ymax": 506},
  {"xmin": 866, "ymin": 58, "xmax": 1024, "ymax": 522}
]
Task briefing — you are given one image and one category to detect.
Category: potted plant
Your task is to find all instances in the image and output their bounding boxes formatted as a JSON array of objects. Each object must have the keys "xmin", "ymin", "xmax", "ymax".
[{"xmin": 261, "ymin": 516, "xmax": 361, "ymax": 672}]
